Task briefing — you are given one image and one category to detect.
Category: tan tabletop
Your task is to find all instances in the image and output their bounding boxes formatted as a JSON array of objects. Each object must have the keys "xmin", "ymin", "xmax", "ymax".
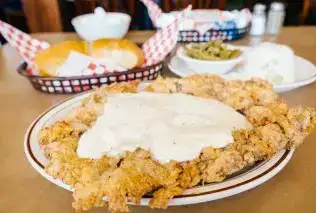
[{"xmin": 1, "ymin": 28, "xmax": 316, "ymax": 213}]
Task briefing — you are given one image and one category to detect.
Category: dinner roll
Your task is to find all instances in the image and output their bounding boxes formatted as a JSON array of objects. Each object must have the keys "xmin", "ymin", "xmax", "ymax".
[
  {"xmin": 90, "ymin": 39, "xmax": 145, "ymax": 70},
  {"xmin": 34, "ymin": 39, "xmax": 145, "ymax": 77},
  {"xmin": 35, "ymin": 41, "xmax": 86, "ymax": 76}
]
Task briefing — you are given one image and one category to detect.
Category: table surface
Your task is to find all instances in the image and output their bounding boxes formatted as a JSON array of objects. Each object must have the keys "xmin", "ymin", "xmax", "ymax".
[{"xmin": 1, "ymin": 27, "xmax": 316, "ymax": 213}]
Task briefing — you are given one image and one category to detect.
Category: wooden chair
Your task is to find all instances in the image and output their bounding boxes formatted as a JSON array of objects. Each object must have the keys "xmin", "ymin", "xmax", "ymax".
[
  {"xmin": 21, "ymin": 0, "xmax": 62, "ymax": 32},
  {"xmin": 300, "ymin": 0, "xmax": 312, "ymax": 24}
]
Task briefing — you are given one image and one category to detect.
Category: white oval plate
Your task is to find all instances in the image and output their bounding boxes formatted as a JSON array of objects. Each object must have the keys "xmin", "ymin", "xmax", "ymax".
[
  {"xmin": 168, "ymin": 48, "xmax": 316, "ymax": 93},
  {"xmin": 24, "ymin": 86, "xmax": 294, "ymax": 206}
]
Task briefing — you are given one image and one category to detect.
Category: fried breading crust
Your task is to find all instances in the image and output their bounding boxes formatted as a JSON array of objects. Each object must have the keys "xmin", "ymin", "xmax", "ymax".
[{"xmin": 38, "ymin": 76, "xmax": 316, "ymax": 212}]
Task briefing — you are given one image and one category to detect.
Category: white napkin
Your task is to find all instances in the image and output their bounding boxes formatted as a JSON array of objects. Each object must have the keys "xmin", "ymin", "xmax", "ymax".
[{"xmin": 56, "ymin": 51, "xmax": 126, "ymax": 77}]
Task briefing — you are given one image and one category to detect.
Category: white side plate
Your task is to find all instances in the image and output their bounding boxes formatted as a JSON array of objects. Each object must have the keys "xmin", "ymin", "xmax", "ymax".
[{"xmin": 168, "ymin": 49, "xmax": 316, "ymax": 93}]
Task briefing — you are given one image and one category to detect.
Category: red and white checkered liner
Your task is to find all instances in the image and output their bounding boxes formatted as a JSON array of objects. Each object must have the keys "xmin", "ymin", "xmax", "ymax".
[
  {"xmin": 140, "ymin": 1, "xmax": 251, "ymax": 43},
  {"xmin": 139, "ymin": 0, "xmax": 163, "ymax": 26},
  {"xmin": 0, "ymin": 1, "xmax": 188, "ymax": 77},
  {"xmin": 0, "ymin": 20, "xmax": 50, "ymax": 74},
  {"xmin": 0, "ymin": 21, "xmax": 50, "ymax": 64},
  {"xmin": 143, "ymin": 6, "xmax": 191, "ymax": 65}
]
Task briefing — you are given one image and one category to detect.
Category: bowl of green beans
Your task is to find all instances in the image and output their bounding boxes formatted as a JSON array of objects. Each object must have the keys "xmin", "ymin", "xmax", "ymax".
[{"xmin": 176, "ymin": 40, "xmax": 244, "ymax": 75}]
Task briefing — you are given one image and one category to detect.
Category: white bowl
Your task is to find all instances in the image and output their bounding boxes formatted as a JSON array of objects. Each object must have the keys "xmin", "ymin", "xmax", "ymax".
[
  {"xmin": 177, "ymin": 45, "xmax": 244, "ymax": 75},
  {"xmin": 71, "ymin": 12, "xmax": 131, "ymax": 41}
]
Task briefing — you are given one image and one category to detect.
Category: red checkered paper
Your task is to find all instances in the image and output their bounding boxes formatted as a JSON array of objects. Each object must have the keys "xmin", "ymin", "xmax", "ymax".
[
  {"xmin": 139, "ymin": 0, "xmax": 163, "ymax": 26},
  {"xmin": 0, "ymin": 20, "xmax": 49, "ymax": 66},
  {"xmin": 142, "ymin": 5, "xmax": 191, "ymax": 65}
]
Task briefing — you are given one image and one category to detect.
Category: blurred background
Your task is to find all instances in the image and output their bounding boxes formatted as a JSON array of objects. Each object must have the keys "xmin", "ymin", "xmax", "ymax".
[{"xmin": 0, "ymin": 0, "xmax": 315, "ymax": 43}]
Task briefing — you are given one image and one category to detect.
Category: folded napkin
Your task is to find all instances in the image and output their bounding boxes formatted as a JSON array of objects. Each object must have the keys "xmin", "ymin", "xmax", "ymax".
[
  {"xmin": 0, "ymin": 1, "xmax": 190, "ymax": 77},
  {"xmin": 56, "ymin": 51, "xmax": 126, "ymax": 77}
]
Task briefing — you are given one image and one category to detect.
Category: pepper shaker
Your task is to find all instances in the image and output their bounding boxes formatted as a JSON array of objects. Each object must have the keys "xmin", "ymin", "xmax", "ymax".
[
  {"xmin": 266, "ymin": 2, "xmax": 285, "ymax": 35},
  {"xmin": 250, "ymin": 4, "xmax": 266, "ymax": 36}
]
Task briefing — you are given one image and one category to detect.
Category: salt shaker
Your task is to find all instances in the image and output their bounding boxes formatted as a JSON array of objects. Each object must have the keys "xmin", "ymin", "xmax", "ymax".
[
  {"xmin": 250, "ymin": 4, "xmax": 266, "ymax": 36},
  {"xmin": 266, "ymin": 2, "xmax": 285, "ymax": 35}
]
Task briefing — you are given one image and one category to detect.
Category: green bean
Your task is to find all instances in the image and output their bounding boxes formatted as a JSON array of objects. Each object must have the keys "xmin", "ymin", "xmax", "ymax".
[
  {"xmin": 229, "ymin": 50, "xmax": 242, "ymax": 59},
  {"xmin": 184, "ymin": 40, "xmax": 242, "ymax": 61}
]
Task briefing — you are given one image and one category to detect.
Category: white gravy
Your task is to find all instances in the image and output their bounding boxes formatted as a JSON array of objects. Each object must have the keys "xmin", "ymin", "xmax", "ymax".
[{"xmin": 77, "ymin": 92, "xmax": 252, "ymax": 163}]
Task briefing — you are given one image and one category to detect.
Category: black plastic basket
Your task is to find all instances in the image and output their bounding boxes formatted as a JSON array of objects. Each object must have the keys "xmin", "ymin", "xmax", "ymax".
[
  {"xmin": 17, "ymin": 62, "xmax": 163, "ymax": 94},
  {"xmin": 178, "ymin": 25, "xmax": 250, "ymax": 43}
]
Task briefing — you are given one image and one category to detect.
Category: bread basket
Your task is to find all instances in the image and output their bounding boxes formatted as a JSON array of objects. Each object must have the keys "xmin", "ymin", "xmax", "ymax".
[
  {"xmin": 17, "ymin": 62, "xmax": 162, "ymax": 94},
  {"xmin": 178, "ymin": 25, "xmax": 250, "ymax": 43}
]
